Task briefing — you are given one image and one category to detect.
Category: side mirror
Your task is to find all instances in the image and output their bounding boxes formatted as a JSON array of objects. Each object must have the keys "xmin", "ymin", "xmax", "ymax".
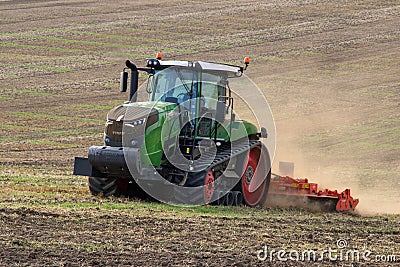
[{"xmin": 120, "ymin": 71, "xmax": 128, "ymax": 92}]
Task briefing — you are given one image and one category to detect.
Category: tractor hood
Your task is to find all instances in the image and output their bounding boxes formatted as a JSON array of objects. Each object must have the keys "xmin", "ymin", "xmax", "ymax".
[
  {"xmin": 107, "ymin": 101, "xmax": 176, "ymax": 121},
  {"xmin": 105, "ymin": 101, "xmax": 176, "ymax": 145}
]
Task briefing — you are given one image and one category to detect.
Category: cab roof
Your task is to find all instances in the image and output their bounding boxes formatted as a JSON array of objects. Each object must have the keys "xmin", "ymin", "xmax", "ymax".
[{"xmin": 147, "ymin": 59, "xmax": 243, "ymax": 77}]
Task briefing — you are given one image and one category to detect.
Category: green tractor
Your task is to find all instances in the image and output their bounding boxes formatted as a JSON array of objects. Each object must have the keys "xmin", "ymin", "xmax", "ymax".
[{"xmin": 74, "ymin": 54, "xmax": 271, "ymax": 206}]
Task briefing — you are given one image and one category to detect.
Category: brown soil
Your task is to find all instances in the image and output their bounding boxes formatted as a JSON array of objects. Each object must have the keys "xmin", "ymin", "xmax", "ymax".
[{"xmin": 1, "ymin": 206, "xmax": 399, "ymax": 267}]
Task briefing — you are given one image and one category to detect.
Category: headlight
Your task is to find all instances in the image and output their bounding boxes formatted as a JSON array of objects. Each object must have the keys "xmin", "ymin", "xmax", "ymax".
[
  {"xmin": 146, "ymin": 59, "xmax": 160, "ymax": 67},
  {"xmin": 130, "ymin": 139, "xmax": 138, "ymax": 147},
  {"xmin": 125, "ymin": 118, "xmax": 146, "ymax": 128},
  {"xmin": 104, "ymin": 135, "xmax": 111, "ymax": 145}
]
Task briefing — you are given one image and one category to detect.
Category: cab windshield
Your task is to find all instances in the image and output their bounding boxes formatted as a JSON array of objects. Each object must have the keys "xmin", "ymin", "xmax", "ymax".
[{"xmin": 149, "ymin": 67, "xmax": 226, "ymax": 108}]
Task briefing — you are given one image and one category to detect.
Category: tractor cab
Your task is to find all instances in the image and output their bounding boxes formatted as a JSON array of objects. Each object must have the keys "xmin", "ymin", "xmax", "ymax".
[
  {"xmin": 144, "ymin": 59, "xmax": 245, "ymax": 159},
  {"xmin": 147, "ymin": 59, "xmax": 242, "ymax": 103},
  {"xmin": 119, "ymin": 54, "xmax": 252, "ymax": 162}
]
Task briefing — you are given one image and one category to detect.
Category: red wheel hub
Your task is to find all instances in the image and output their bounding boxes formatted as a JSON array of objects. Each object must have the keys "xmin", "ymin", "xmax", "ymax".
[
  {"xmin": 204, "ymin": 170, "xmax": 215, "ymax": 204},
  {"xmin": 241, "ymin": 146, "xmax": 268, "ymax": 206}
]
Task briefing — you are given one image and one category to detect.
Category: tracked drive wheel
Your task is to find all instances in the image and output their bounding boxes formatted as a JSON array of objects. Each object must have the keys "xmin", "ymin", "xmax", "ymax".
[
  {"xmin": 88, "ymin": 177, "xmax": 120, "ymax": 197},
  {"xmin": 241, "ymin": 146, "xmax": 270, "ymax": 207}
]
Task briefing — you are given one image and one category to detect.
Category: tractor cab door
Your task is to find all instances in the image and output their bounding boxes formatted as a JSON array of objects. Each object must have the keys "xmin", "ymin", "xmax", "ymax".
[
  {"xmin": 195, "ymin": 73, "xmax": 228, "ymax": 139},
  {"xmin": 152, "ymin": 67, "xmax": 229, "ymax": 160}
]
